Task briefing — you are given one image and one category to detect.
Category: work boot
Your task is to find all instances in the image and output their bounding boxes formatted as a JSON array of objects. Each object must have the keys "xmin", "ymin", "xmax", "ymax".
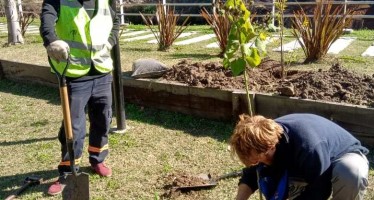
[
  {"xmin": 47, "ymin": 179, "xmax": 66, "ymax": 196},
  {"xmin": 91, "ymin": 163, "xmax": 112, "ymax": 177}
]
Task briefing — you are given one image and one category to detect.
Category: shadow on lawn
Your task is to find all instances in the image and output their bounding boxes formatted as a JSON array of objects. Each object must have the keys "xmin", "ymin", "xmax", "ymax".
[
  {"xmin": 0, "ymin": 136, "xmax": 57, "ymax": 146},
  {"xmin": 0, "ymin": 78, "xmax": 59, "ymax": 105},
  {"xmin": 0, "ymin": 169, "xmax": 56, "ymax": 199},
  {"xmin": 0, "ymin": 78, "xmax": 234, "ymax": 142},
  {"xmin": 0, "ymin": 166, "xmax": 96, "ymax": 199},
  {"xmin": 122, "ymin": 103, "xmax": 235, "ymax": 142},
  {"xmin": 169, "ymin": 53, "xmax": 216, "ymax": 60}
]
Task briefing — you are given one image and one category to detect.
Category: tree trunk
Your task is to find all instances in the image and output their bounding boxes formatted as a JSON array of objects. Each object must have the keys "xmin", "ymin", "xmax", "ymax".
[{"xmin": 3, "ymin": 0, "xmax": 24, "ymax": 45}]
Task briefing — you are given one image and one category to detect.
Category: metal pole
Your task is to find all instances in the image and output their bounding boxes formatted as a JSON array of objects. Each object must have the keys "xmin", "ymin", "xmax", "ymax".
[
  {"xmin": 119, "ymin": 0, "xmax": 125, "ymax": 25},
  {"xmin": 111, "ymin": 0, "xmax": 127, "ymax": 133},
  {"xmin": 212, "ymin": 0, "xmax": 216, "ymax": 16},
  {"xmin": 272, "ymin": 0, "xmax": 276, "ymax": 26},
  {"xmin": 163, "ymin": 0, "xmax": 167, "ymax": 14}
]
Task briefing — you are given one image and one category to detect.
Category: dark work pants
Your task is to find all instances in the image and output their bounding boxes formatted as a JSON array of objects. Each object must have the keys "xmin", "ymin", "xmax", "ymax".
[{"xmin": 58, "ymin": 74, "xmax": 113, "ymax": 175}]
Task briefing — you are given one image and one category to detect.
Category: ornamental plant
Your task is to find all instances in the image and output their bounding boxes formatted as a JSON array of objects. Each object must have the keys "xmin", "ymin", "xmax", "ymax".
[
  {"xmin": 201, "ymin": 0, "xmax": 231, "ymax": 57},
  {"xmin": 274, "ymin": 0, "xmax": 287, "ymax": 79},
  {"xmin": 223, "ymin": 0, "xmax": 267, "ymax": 116},
  {"xmin": 140, "ymin": 2, "xmax": 190, "ymax": 51},
  {"xmin": 291, "ymin": 0, "xmax": 355, "ymax": 63}
]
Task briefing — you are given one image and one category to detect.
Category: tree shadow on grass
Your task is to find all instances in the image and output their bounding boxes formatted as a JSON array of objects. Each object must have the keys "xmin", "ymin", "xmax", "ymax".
[
  {"xmin": 0, "ymin": 166, "xmax": 97, "ymax": 199},
  {"xmin": 0, "ymin": 169, "xmax": 57, "ymax": 199},
  {"xmin": 168, "ymin": 53, "xmax": 216, "ymax": 61},
  {"xmin": 0, "ymin": 78, "xmax": 60, "ymax": 105},
  {"xmin": 0, "ymin": 78, "xmax": 234, "ymax": 142},
  {"xmin": 124, "ymin": 47, "xmax": 155, "ymax": 52},
  {"xmin": 0, "ymin": 136, "xmax": 58, "ymax": 146}
]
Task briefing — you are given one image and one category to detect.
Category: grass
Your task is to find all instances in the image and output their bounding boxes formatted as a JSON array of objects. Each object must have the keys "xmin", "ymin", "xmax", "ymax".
[
  {"xmin": 0, "ymin": 78, "xmax": 247, "ymax": 199},
  {"xmin": 0, "ymin": 77, "xmax": 373, "ymax": 200},
  {"xmin": 0, "ymin": 21, "xmax": 374, "ymax": 75},
  {"xmin": 0, "ymin": 20, "xmax": 373, "ymax": 199}
]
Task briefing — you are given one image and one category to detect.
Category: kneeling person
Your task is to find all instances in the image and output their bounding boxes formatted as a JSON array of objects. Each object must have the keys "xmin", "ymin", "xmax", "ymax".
[{"xmin": 230, "ymin": 113, "xmax": 369, "ymax": 200}]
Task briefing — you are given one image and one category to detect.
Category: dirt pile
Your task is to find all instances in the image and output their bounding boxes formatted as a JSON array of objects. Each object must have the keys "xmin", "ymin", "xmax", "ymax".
[
  {"xmin": 158, "ymin": 172, "xmax": 211, "ymax": 198},
  {"xmin": 163, "ymin": 59, "xmax": 374, "ymax": 107}
]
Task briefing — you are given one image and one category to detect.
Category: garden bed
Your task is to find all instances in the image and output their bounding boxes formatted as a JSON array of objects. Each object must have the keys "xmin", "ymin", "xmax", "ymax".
[
  {"xmin": 1, "ymin": 59, "xmax": 373, "ymax": 146},
  {"xmin": 122, "ymin": 73, "xmax": 374, "ymax": 146}
]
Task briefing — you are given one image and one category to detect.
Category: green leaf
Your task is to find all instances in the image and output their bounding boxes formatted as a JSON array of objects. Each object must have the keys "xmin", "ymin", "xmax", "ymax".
[
  {"xmin": 223, "ymin": 57, "xmax": 230, "ymax": 69},
  {"xmin": 225, "ymin": 40, "xmax": 239, "ymax": 59},
  {"xmin": 230, "ymin": 58, "xmax": 246, "ymax": 76},
  {"xmin": 228, "ymin": 26, "xmax": 238, "ymax": 41},
  {"xmin": 255, "ymin": 37, "xmax": 267, "ymax": 56},
  {"xmin": 225, "ymin": 0, "xmax": 235, "ymax": 8},
  {"xmin": 244, "ymin": 48, "xmax": 261, "ymax": 68}
]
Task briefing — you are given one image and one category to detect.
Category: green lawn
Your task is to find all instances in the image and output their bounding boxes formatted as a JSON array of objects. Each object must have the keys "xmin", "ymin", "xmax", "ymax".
[
  {"xmin": 0, "ymin": 23, "xmax": 374, "ymax": 74},
  {"xmin": 0, "ymin": 21, "xmax": 373, "ymax": 199}
]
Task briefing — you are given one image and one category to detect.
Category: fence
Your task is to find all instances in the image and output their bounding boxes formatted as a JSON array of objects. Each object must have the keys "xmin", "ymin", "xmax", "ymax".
[
  {"xmin": 118, "ymin": 0, "xmax": 374, "ymax": 25},
  {"xmin": 1, "ymin": 1, "xmax": 373, "ymax": 26}
]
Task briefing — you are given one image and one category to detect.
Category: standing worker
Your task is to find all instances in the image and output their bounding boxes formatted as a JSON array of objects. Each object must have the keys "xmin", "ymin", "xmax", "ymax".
[
  {"xmin": 40, "ymin": 0, "xmax": 120, "ymax": 196},
  {"xmin": 230, "ymin": 113, "xmax": 369, "ymax": 200}
]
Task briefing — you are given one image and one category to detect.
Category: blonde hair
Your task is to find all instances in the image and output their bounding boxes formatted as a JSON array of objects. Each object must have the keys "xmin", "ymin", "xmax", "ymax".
[{"xmin": 229, "ymin": 114, "xmax": 283, "ymax": 162}]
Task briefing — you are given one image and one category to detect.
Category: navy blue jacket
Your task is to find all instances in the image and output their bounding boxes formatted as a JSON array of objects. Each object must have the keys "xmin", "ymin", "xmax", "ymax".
[{"xmin": 239, "ymin": 113, "xmax": 368, "ymax": 199}]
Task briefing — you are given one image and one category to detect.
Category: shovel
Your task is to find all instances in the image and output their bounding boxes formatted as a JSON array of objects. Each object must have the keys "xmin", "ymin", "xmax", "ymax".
[
  {"xmin": 5, "ymin": 176, "xmax": 43, "ymax": 200},
  {"xmin": 49, "ymin": 56, "xmax": 89, "ymax": 200},
  {"xmin": 174, "ymin": 170, "xmax": 243, "ymax": 191}
]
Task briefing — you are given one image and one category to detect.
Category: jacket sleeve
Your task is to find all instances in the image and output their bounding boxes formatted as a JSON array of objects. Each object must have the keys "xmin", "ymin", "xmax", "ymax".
[
  {"xmin": 108, "ymin": 5, "xmax": 120, "ymax": 47},
  {"xmin": 39, "ymin": 0, "xmax": 59, "ymax": 47},
  {"xmin": 239, "ymin": 167, "xmax": 258, "ymax": 191}
]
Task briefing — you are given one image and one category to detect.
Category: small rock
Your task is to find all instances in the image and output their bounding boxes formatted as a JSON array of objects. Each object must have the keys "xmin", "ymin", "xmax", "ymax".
[{"xmin": 277, "ymin": 83, "xmax": 295, "ymax": 96}]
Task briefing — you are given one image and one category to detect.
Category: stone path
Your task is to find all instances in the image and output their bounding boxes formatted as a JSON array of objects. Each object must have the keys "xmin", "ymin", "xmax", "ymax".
[
  {"xmin": 147, "ymin": 31, "xmax": 198, "ymax": 44},
  {"xmin": 362, "ymin": 45, "xmax": 374, "ymax": 57},
  {"xmin": 1, "ymin": 23, "xmax": 373, "ymax": 57},
  {"xmin": 121, "ymin": 30, "xmax": 374, "ymax": 57},
  {"xmin": 327, "ymin": 37, "xmax": 356, "ymax": 54},
  {"xmin": 0, "ymin": 23, "xmax": 39, "ymax": 34},
  {"xmin": 174, "ymin": 34, "xmax": 216, "ymax": 45}
]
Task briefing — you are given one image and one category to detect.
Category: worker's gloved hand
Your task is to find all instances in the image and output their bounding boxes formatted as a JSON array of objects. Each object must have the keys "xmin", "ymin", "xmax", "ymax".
[{"xmin": 46, "ymin": 40, "xmax": 70, "ymax": 62}]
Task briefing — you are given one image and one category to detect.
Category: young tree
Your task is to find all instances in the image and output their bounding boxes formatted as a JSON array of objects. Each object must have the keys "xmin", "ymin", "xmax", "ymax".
[{"xmin": 3, "ymin": 0, "xmax": 24, "ymax": 45}]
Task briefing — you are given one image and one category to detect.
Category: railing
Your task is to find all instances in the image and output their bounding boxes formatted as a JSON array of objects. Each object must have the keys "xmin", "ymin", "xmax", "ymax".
[{"xmin": 118, "ymin": 0, "xmax": 374, "ymax": 25}]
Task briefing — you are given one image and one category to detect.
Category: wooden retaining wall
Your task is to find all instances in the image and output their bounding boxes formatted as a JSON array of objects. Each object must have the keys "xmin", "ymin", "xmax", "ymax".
[{"xmin": 1, "ymin": 60, "xmax": 373, "ymax": 146}]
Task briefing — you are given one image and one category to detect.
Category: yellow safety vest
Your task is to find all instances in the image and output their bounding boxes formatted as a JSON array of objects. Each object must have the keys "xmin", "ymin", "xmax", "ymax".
[{"xmin": 50, "ymin": 0, "xmax": 113, "ymax": 77}]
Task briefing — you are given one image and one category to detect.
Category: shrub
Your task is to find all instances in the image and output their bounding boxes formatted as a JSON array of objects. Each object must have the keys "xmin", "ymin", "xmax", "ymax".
[
  {"xmin": 291, "ymin": 0, "xmax": 355, "ymax": 63},
  {"xmin": 140, "ymin": 2, "xmax": 190, "ymax": 51},
  {"xmin": 20, "ymin": 3, "xmax": 39, "ymax": 37},
  {"xmin": 201, "ymin": 0, "xmax": 231, "ymax": 57}
]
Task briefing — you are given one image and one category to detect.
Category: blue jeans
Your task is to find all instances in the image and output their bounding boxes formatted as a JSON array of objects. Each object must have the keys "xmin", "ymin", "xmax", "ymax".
[{"xmin": 58, "ymin": 74, "xmax": 113, "ymax": 175}]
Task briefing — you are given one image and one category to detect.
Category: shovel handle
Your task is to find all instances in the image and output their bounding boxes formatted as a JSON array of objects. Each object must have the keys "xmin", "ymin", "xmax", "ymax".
[
  {"xmin": 215, "ymin": 170, "xmax": 243, "ymax": 182},
  {"xmin": 60, "ymin": 85, "xmax": 73, "ymax": 141},
  {"xmin": 4, "ymin": 181, "xmax": 34, "ymax": 200},
  {"xmin": 49, "ymin": 56, "xmax": 77, "ymax": 175}
]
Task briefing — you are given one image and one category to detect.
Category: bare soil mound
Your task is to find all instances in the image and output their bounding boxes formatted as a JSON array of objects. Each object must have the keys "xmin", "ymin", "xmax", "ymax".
[
  {"xmin": 158, "ymin": 172, "xmax": 211, "ymax": 198},
  {"xmin": 163, "ymin": 59, "xmax": 374, "ymax": 107}
]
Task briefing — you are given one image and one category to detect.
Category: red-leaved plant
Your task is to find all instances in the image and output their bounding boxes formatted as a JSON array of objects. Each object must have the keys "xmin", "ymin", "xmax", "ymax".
[
  {"xmin": 292, "ymin": 0, "xmax": 355, "ymax": 63},
  {"xmin": 201, "ymin": 0, "xmax": 231, "ymax": 57},
  {"xmin": 140, "ymin": 2, "xmax": 190, "ymax": 51}
]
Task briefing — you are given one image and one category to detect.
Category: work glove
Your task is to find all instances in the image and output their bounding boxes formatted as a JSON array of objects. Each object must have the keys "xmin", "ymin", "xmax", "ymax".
[{"xmin": 46, "ymin": 40, "xmax": 70, "ymax": 62}]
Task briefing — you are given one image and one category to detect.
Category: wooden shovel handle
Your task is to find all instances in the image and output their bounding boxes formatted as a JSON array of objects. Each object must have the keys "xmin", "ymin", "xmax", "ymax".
[{"xmin": 60, "ymin": 85, "xmax": 73, "ymax": 141}]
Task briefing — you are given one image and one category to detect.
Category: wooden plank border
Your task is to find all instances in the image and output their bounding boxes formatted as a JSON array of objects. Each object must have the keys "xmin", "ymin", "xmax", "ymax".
[{"xmin": 1, "ymin": 60, "xmax": 373, "ymax": 146}]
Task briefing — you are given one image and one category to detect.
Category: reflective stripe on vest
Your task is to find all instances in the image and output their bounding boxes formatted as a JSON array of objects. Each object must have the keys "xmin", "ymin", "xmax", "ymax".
[{"xmin": 50, "ymin": 0, "xmax": 113, "ymax": 78}]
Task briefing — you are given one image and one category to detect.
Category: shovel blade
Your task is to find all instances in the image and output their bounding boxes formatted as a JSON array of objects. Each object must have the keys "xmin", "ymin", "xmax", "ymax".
[
  {"xmin": 62, "ymin": 172, "xmax": 89, "ymax": 200},
  {"xmin": 174, "ymin": 182, "xmax": 217, "ymax": 191}
]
